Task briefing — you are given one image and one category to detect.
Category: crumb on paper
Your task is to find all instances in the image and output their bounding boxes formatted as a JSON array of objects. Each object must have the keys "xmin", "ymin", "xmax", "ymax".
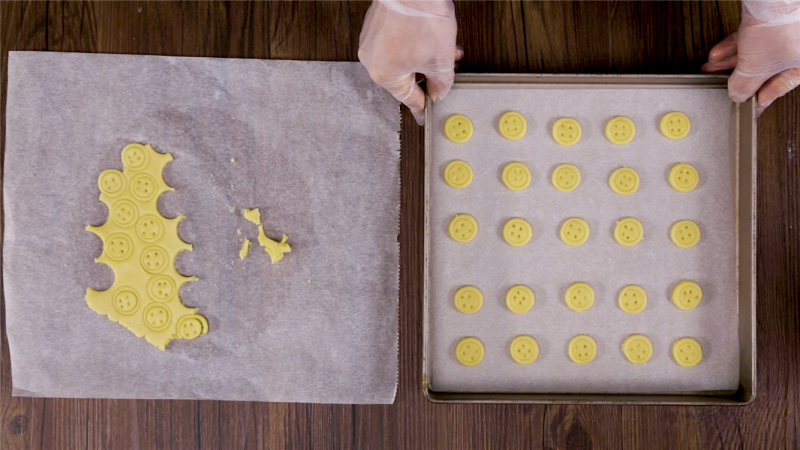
[
  {"xmin": 243, "ymin": 208, "xmax": 261, "ymax": 225},
  {"xmin": 230, "ymin": 158, "xmax": 235, "ymax": 162},
  {"xmin": 236, "ymin": 228, "xmax": 242, "ymax": 235},
  {"xmin": 229, "ymin": 206, "xmax": 235, "ymax": 213}
]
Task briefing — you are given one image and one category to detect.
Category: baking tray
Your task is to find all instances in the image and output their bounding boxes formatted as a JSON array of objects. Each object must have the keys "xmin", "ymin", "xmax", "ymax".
[{"xmin": 422, "ymin": 74, "xmax": 756, "ymax": 405}]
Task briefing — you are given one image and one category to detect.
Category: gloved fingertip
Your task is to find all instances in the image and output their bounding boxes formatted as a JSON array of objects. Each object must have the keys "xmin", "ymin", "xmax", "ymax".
[{"xmin": 455, "ymin": 46, "xmax": 464, "ymax": 61}]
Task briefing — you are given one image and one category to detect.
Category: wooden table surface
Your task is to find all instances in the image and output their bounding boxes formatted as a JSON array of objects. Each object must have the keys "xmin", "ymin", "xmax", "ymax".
[{"xmin": 1, "ymin": 1, "xmax": 798, "ymax": 449}]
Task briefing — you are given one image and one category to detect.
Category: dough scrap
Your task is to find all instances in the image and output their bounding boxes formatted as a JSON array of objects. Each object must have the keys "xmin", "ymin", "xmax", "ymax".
[
  {"xmin": 258, "ymin": 225, "xmax": 291, "ymax": 264},
  {"xmin": 239, "ymin": 239, "xmax": 251, "ymax": 260},
  {"xmin": 243, "ymin": 208, "xmax": 262, "ymax": 225}
]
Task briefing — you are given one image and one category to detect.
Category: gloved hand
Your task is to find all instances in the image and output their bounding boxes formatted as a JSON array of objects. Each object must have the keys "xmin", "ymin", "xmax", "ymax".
[
  {"xmin": 358, "ymin": 0, "xmax": 461, "ymax": 125},
  {"xmin": 702, "ymin": 1, "xmax": 800, "ymax": 114}
]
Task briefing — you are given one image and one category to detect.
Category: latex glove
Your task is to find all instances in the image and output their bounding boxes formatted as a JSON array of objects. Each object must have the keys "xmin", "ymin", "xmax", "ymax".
[
  {"xmin": 702, "ymin": 1, "xmax": 800, "ymax": 114},
  {"xmin": 358, "ymin": 0, "xmax": 460, "ymax": 125}
]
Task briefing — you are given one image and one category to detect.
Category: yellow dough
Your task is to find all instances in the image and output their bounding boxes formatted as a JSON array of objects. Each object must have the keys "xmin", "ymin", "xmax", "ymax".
[
  {"xmin": 609, "ymin": 167, "xmax": 640, "ymax": 195},
  {"xmin": 614, "ymin": 217, "xmax": 644, "ymax": 246},
  {"xmin": 509, "ymin": 335, "xmax": 539, "ymax": 365},
  {"xmin": 498, "ymin": 111, "xmax": 528, "ymax": 140},
  {"xmin": 622, "ymin": 335, "xmax": 653, "ymax": 365},
  {"xmin": 501, "ymin": 162, "xmax": 531, "ymax": 191},
  {"xmin": 505, "ymin": 285, "xmax": 535, "ymax": 314},
  {"xmin": 618, "ymin": 285, "xmax": 647, "ymax": 314},
  {"xmin": 503, "ymin": 218, "xmax": 532, "ymax": 247},
  {"xmin": 672, "ymin": 280, "xmax": 703, "ymax": 310},
  {"xmin": 660, "ymin": 112, "xmax": 691, "ymax": 140},
  {"xmin": 455, "ymin": 337, "xmax": 485, "ymax": 366},
  {"xmin": 568, "ymin": 335, "xmax": 597, "ymax": 364},
  {"xmin": 239, "ymin": 239, "xmax": 251, "ymax": 260},
  {"xmin": 670, "ymin": 220, "xmax": 701, "ymax": 248},
  {"xmin": 243, "ymin": 208, "xmax": 262, "ymax": 225},
  {"xmin": 257, "ymin": 225, "xmax": 291, "ymax": 264},
  {"xmin": 552, "ymin": 118, "xmax": 582, "ymax": 146},
  {"xmin": 672, "ymin": 337, "xmax": 703, "ymax": 367},
  {"xmin": 605, "ymin": 116, "xmax": 636, "ymax": 144},
  {"xmin": 454, "ymin": 286, "xmax": 483, "ymax": 314},
  {"xmin": 564, "ymin": 282, "xmax": 594, "ymax": 312},
  {"xmin": 444, "ymin": 114, "xmax": 474, "ymax": 143},
  {"xmin": 669, "ymin": 163, "xmax": 699, "ymax": 192},
  {"xmin": 551, "ymin": 164, "xmax": 581, "ymax": 192},
  {"xmin": 560, "ymin": 217, "xmax": 590, "ymax": 246},
  {"xmin": 448, "ymin": 214, "xmax": 478, "ymax": 242},
  {"xmin": 86, "ymin": 143, "xmax": 207, "ymax": 350},
  {"xmin": 443, "ymin": 160, "xmax": 474, "ymax": 189}
]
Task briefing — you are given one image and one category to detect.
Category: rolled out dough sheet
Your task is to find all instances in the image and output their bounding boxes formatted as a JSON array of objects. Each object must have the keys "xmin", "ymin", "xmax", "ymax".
[
  {"xmin": 4, "ymin": 52, "xmax": 400, "ymax": 403},
  {"xmin": 429, "ymin": 85, "xmax": 739, "ymax": 394}
]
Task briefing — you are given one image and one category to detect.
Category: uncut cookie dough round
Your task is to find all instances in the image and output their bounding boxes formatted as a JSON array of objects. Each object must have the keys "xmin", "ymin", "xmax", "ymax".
[
  {"xmin": 552, "ymin": 118, "xmax": 582, "ymax": 146},
  {"xmin": 560, "ymin": 217, "xmax": 590, "ymax": 246},
  {"xmin": 568, "ymin": 334, "xmax": 597, "ymax": 364},
  {"xmin": 669, "ymin": 163, "xmax": 699, "ymax": 192},
  {"xmin": 443, "ymin": 160, "xmax": 474, "ymax": 189},
  {"xmin": 672, "ymin": 280, "xmax": 703, "ymax": 310},
  {"xmin": 614, "ymin": 217, "xmax": 644, "ymax": 246},
  {"xmin": 510, "ymin": 335, "xmax": 539, "ymax": 365},
  {"xmin": 552, "ymin": 164, "xmax": 581, "ymax": 192},
  {"xmin": 622, "ymin": 334, "xmax": 653, "ymax": 365},
  {"xmin": 503, "ymin": 218, "xmax": 532, "ymax": 247},
  {"xmin": 605, "ymin": 116, "xmax": 636, "ymax": 144},
  {"xmin": 498, "ymin": 111, "xmax": 528, "ymax": 140},
  {"xmin": 505, "ymin": 285, "xmax": 535, "ymax": 314},
  {"xmin": 448, "ymin": 214, "xmax": 478, "ymax": 243},
  {"xmin": 444, "ymin": 114, "xmax": 474, "ymax": 143},
  {"xmin": 502, "ymin": 162, "xmax": 532, "ymax": 191},
  {"xmin": 565, "ymin": 282, "xmax": 594, "ymax": 312},
  {"xmin": 454, "ymin": 285, "xmax": 483, "ymax": 314},
  {"xmin": 609, "ymin": 167, "xmax": 640, "ymax": 195},
  {"xmin": 455, "ymin": 337, "xmax": 485, "ymax": 367},
  {"xmin": 618, "ymin": 284, "xmax": 647, "ymax": 314},
  {"xmin": 670, "ymin": 219, "xmax": 700, "ymax": 248},
  {"xmin": 672, "ymin": 337, "xmax": 703, "ymax": 367},
  {"xmin": 660, "ymin": 112, "xmax": 691, "ymax": 140}
]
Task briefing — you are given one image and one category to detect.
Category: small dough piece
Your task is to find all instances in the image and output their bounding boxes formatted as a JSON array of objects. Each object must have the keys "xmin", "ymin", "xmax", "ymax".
[
  {"xmin": 257, "ymin": 225, "xmax": 291, "ymax": 264},
  {"xmin": 551, "ymin": 164, "xmax": 581, "ymax": 192},
  {"xmin": 243, "ymin": 208, "xmax": 262, "ymax": 225},
  {"xmin": 503, "ymin": 218, "xmax": 532, "ymax": 247},
  {"xmin": 498, "ymin": 111, "xmax": 528, "ymax": 140},
  {"xmin": 455, "ymin": 337, "xmax": 485, "ymax": 366},
  {"xmin": 560, "ymin": 218, "xmax": 590, "ymax": 246},
  {"xmin": 552, "ymin": 118, "xmax": 582, "ymax": 146},
  {"xmin": 672, "ymin": 337, "xmax": 703, "ymax": 367},
  {"xmin": 670, "ymin": 220, "xmax": 701, "ymax": 248},
  {"xmin": 669, "ymin": 163, "xmax": 699, "ymax": 192},
  {"xmin": 443, "ymin": 160, "xmax": 474, "ymax": 189},
  {"xmin": 568, "ymin": 335, "xmax": 597, "ymax": 364},
  {"xmin": 501, "ymin": 162, "xmax": 531, "ymax": 191},
  {"xmin": 605, "ymin": 116, "xmax": 636, "ymax": 144},
  {"xmin": 618, "ymin": 285, "xmax": 647, "ymax": 314},
  {"xmin": 444, "ymin": 114, "xmax": 474, "ymax": 143},
  {"xmin": 509, "ymin": 335, "xmax": 539, "ymax": 365},
  {"xmin": 660, "ymin": 112, "xmax": 691, "ymax": 140},
  {"xmin": 454, "ymin": 286, "xmax": 483, "ymax": 314},
  {"xmin": 614, "ymin": 217, "xmax": 644, "ymax": 246},
  {"xmin": 505, "ymin": 285, "xmax": 535, "ymax": 314},
  {"xmin": 448, "ymin": 214, "xmax": 478, "ymax": 243},
  {"xmin": 672, "ymin": 280, "xmax": 703, "ymax": 310},
  {"xmin": 239, "ymin": 239, "xmax": 251, "ymax": 260},
  {"xmin": 622, "ymin": 334, "xmax": 653, "ymax": 365},
  {"xmin": 565, "ymin": 282, "xmax": 594, "ymax": 312},
  {"xmin": 609, "ymin": 167, "xmax": 640, "ymax": 195}
]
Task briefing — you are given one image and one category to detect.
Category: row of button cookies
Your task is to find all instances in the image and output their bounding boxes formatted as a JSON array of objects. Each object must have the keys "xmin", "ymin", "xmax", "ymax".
[
  {"xmin": 448, "ymin": 214, "xmax": 701, "ymax": 248},
  {"xmin": 455, "ymin": 335, "xmax": 703, "ymax": 367},
  {"xmin": 443, "ymin": 111, "xmax": 691, "ymax": 144},
  {"xmin": 444, "ymin": 160, "xmax": 700, "ymax": 194},
  {"xmin": 454, "ymin": 281, "xmax": 702, "ymax": 315}
]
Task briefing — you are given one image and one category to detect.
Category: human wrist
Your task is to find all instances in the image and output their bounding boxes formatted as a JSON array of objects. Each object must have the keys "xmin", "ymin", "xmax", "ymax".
[
  {"xmin": 376, "ymin": 0, "xmax": 454, "ymax": 18},
  {"xmin": 742, "ymin": 0, "xmax": 800, "ymax": 26}
]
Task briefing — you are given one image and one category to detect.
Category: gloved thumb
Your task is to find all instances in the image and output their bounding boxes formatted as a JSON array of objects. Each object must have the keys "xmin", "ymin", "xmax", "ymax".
[{"xmin": 729, "ymin": 66, "xmax": 775, "ymax": 103}]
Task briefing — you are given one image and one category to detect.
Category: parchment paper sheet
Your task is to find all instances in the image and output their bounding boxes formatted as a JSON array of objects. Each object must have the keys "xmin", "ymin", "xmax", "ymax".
[
  {"xmin": 429, "ymin": 86, "xmax": 739, "ymax": 393},
  {"xmin": 4, "ymin": 52, "xmax": 400, "ymax": 404}
]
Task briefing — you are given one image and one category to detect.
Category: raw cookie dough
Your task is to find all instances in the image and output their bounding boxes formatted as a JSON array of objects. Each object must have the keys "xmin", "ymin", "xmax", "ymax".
[
  {"xmin": 672, "ymin": 280, "xmax": 703, "ymax": 310},
  {"xmin": 614, "ymin": 217, "xmax": 644, "ymax": 246},
  {"xmin": 605, "ymin": 116, "xmax": 636, "ymax": 144},
  {"xmin": 455, "ymin": 337, "xmax": 485, "ymax": 366},
  {"xmin": 497, "ymin": 111, "xmax": 527, "ymax": 140},
  {"xmin": 86, "ymin": 143, "xmax": 208, "ymax": 350},
  {"xmin": 560, "ymin": 217, "xmax": 590, "ymax": 246},
  {"xmin": 670, "ymin": 220, "xmax": 701, "ymax": 248},
  {"xmin": 244, "ymin": 208, "xmax": 262, "ymax": 225},
  {"xmin": 503, "ymin": 218, "xmax": 532, "ymax": 247},
  {"xmin": 622, "ymin": 334, "xmax": 653, "ymax": 365},
  {"xmin": 660, "ymin": 112, "xmax": 691, "ymax": 140},
  {"xmin": 609, "ymin": 167, "xmax": 640, "ymax": 195},
  {"xmin": 669, "ymin": 163, "xmax": 699, "ymax": 192},
  {"xmin": 443, "ymin": 160, "xmax": 474, "ymax": 189},
  {"xmin": 564, "ymin": 282, "xmax": 594, "ymax": 312},
  {"xmin": 239, "ymin": 239, "xmax": 251, "ymax": 260},
  {"xmin": 505, "ymin": 284, "xmax": 535, "ymax": 314},
  {"xmin": 444, "ymin": 114, "xmax": 474, "ymax": 143},
  {"xmin": 509, "ymin": 335, "xmax": 539, "ymax": 365},
  {"xmin": 672, "ymin": 337, "xmax": 703, "ymax": 367},
  {"xmin": 501, "ymin": 162, "xmax": 532, "ymax": 191},
  {"xmin": 552, "ymin": 118, "xmax": 582, "ymax": 146},
  {"xmin": 448, "ymin": 214, "xmax": 478, "ymax": 243},
  {"xmin": 618, "ymin": 285, "xmax": 647, "ymax": 314},
  {"xmin": 551, "ymin": 164, "xmax": 581, "ymax": 192},
  {"xmin": 257, "ymin": 225, "xmax": 291, "ymax": 264},
  {"xmin": 454, "ymin": 285, "xmax": 483, "ymax": 314},
  {"xmin": 568, "ymin": 334, "xmax": 597, "ymax": 364}
]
